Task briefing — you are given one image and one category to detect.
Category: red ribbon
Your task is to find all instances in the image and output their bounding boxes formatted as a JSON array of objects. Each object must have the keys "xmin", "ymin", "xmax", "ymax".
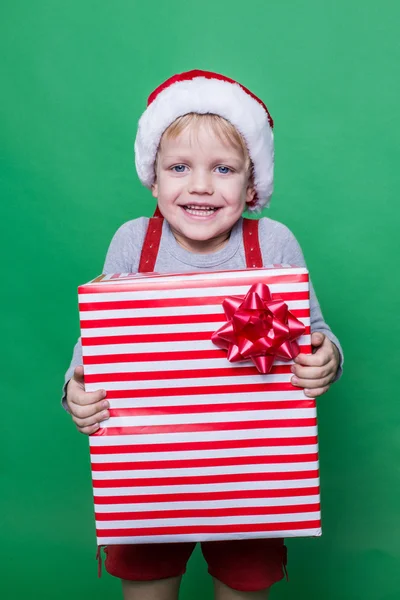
[{"xmin": 211, "ymin": 283, "xmax": 306, "ymax": 374}]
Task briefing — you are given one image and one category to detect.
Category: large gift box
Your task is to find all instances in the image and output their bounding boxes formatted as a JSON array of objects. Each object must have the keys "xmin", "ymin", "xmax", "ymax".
[{"xmin": 78, "ymin": 267, "xmax": 321, "ymax": 546}]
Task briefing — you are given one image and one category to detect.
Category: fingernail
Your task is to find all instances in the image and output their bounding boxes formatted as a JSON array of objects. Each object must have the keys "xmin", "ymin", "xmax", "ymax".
[
  {"xmin": 102, "ymin": 390, "xmax": 107, "ymax": 398},
  {"xmin": 292, "ymin": 377, "xmax": 298, "ymax": 385},
  {"xmin": 102, "ymin": 401, "xmax": 109, "ymax": 409},
  {"xmin": 101, "ymin": 411, "xmax": 109, "ymax": 420},
  {"xmin": 291, "ymin": 366, "xmax": 296, "ymax": 373}
]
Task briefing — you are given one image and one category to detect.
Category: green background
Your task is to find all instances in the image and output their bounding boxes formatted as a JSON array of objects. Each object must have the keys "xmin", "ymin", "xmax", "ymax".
[{"xmin": 1, "ymin": 1, "xmax": 399, "ymax": 598}]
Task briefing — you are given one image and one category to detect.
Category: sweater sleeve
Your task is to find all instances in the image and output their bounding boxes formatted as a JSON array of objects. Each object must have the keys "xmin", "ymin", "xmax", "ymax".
[
  {"xmin": 258, "ymin": 218, "xmax": 343, "ymax": 381},
  {"xmin": 61, "ymin": 218, "xmax": 148, "ymax": 410}
]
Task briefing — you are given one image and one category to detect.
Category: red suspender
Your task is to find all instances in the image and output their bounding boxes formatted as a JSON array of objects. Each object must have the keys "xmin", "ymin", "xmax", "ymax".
[
  {"xmin": 138, "ymin": 210, "xmax": 263, "ymax": 273},
  {"xmin": 242, "ymin": 217, "xmax": 263, "ymax": 268},
  {"xmin": 153, "ymin": 205, "xmax": 163, "ymax": 218},
  {"xmin": 138, "ymin": 215, "xmax": 164, "ymax": 273}
]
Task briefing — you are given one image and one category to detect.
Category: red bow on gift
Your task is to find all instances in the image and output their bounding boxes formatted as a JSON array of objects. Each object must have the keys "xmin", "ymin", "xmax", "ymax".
[{"xmin": 211, "ymin": 282, "xmax": 306, "ymax": 374}]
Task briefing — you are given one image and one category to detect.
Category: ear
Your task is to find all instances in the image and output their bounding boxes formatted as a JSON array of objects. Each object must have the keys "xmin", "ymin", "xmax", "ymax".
[
  {"xmin": 245, "ymin": 183, "xmax": 256, "ymax": 206},
  {"xmin": 151, "ymin": 181, "xmax": 158, "ymax": 199}
]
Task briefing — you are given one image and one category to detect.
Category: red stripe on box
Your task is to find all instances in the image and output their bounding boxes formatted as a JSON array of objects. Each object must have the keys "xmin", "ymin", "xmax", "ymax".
[
  {"xmin": 107, "ymin": 400, "xmax": 314, "ymax": 418},
  {"xmin": 104, "ymin": 382, "xmax": 305, "ymax": 399},
  {"xmin": 92, "ymin": 469, "xmax": 319, "ymax": 488},
  {"xmin": 97, "ymin": 418, "xmax": 317, "ymax": 437},
  {"xmin": 91, "ymin": 453, "xmax": 318, "ymax": 471},
  {"xmin": 84, "ymin": 346, "xmax": 311, "ymax": 365},
  {"xmin": 80, "ymin": 309, "xmax": 310, "ymax": 329},
  {"xmin": 82, "ymin": 331, "xmax": 211, "ymax": 345},
  {"xmin": 81, "ymin": 314, "xmax": 223, "ymax": 328},
  {"xmin": 84, "ymin": 349, "xmax": 225, "ymax": 363},
  {"xmin": 90, "ymin": 436, "xmax": 318, "ymax": 455},
  {"xmin": 81, "ymin": 327, "xmax": 311, "ymax": 346},
  {"xmin": 85, "ymin": 365, "xmax": 293, "ymax": 383},
  {"xmin": 93, "ymin": 486, "xmax": 320, "ymax": 504},
  {"xmin": 95, "ymin": 503, "xmax": 321, "ymax": 521},
  {"xmin": 79, "ymin": 292, "xmax": 309, "ymax": 311},
  {"xmin": 79, "ymin": 273, "xmax": 309, "ymax": 295},
  {"xmin": 96, "ymin": 520, "xmax": 321, "ymax": 537}
]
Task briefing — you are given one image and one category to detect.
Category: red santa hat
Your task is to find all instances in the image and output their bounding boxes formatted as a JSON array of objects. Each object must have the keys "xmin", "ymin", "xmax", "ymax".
[{"xmin": 134, "ymin": 69, "xmax": 274, "ymax": 212}]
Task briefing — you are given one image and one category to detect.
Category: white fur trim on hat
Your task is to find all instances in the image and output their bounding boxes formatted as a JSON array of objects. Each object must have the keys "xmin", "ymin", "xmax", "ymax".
[{"xmin": 134, "ymin": 76, "xmax": 274, "ymax": 211}]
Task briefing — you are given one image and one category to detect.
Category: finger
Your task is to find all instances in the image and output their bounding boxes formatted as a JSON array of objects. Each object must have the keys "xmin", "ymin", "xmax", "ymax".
[
  {"xmin": 311, "ymin": 332, "xmax": 326, "ymax": 349},
  {"xmin": 70, "ymin": 387, "xmax": 107, "ymax": 407},
  {"xmin": 303, "ymin": 385, "xmax": 330, "ymax": 398},
  {"xmin": 291, "ymin": 375, "xmax": 333, "ymax": 390},
  {"xmin": 291, "ymin": 363, "xmax": 335, "ymax": 380},
  {"xmin": 294, "ymin": 352, "xmax": 331, "ymax": 367},
  {"xmin": 78, "ymin": 423, "xmax": 101, "ymax": 436},
  {"xmin": 73, "ymin": 365, "xmax": 85, "ymax": 383},
  {"xmin": 331, "ymin": 342, "xmax": 340, "ymax": 362},
  {"xmin": 72, "ymin": 409, "xmax": 110, "ymax": 429},
  {"xmin": 69, "ymin": 398, "xmax": 109, "ymax": 420}
]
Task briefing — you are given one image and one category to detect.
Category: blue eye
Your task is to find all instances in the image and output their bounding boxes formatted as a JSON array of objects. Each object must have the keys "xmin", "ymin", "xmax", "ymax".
[
  {"xmin": 172, "ymin": 165, "xmax": 186, "ymax": 173},
  {"xmin": 216, "ymin": 166, "xmax": 231, "ymax": 174}
]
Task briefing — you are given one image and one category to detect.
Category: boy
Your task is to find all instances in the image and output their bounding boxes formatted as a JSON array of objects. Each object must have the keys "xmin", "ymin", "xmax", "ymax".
[{"xmin": 63, "ymin": 70, "xmax": 343, "ymax": 600}]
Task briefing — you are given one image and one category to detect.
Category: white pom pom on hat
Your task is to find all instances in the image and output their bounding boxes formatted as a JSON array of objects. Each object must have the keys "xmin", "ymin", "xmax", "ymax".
[{"xmin": 134, "ymin": 69, "xmax": 274, "ymax": 212}]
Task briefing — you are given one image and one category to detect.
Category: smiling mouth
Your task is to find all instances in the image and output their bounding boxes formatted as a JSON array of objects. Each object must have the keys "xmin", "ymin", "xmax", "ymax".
[{"xmin": 182, "ymin": 205, "xmax": 220, "ymax": 216}]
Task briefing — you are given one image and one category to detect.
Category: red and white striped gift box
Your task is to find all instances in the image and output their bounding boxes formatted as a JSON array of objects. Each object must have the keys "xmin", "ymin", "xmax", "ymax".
[{"xmin": 78, "ymin": 267, "xmax": 321, "ymax": 546}]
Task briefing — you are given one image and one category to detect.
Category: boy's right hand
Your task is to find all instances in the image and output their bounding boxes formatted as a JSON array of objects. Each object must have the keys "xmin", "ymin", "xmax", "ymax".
[{"xmin": 66, "ymin": 365, "xmax": 109, "ymax": 435}]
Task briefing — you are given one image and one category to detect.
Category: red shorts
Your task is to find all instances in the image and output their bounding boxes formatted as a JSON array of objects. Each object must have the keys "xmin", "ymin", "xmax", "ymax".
[{"xmin": 105, "ymin": 538, "xmax": 287, "ymax": 592}]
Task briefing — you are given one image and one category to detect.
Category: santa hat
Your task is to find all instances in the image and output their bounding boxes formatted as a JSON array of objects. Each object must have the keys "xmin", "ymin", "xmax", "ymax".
[{"xmin": 134, "ymin": 69, "xmax": 274, "ymax": 212}]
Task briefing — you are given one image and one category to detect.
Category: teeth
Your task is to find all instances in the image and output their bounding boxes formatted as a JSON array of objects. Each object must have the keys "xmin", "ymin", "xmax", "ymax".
[
  {"xmin": 186, "ymin": 205, "xmax": 216, "ymax": 210},
  {"xmin": 184, "ymin": 205, "xmax": 218, "ymax": 217}
]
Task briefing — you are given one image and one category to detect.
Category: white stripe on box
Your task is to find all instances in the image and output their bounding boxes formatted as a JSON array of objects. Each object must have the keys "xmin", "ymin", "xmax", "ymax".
[
  {"xmin": 89, "ymin": 426, "xmax": 318, "ymax": 447},
  {"xmin": 92, "ymin": 461, "xmax": 319, "ymax": 480},
  {"xmin": 96, "ymin": 512, "xmax": 320, "ymax": 529},
  {"xmin": 94, "ymin": 495, "xmax": 321, "ymax": 512},
  {"xmin": 103, "ymin": 391, "xmax": 309, "ymax": 409},
  {"xmin": 84, "ymin": 359, "xmax": 301, "ymax": 375},
  {"xmin": 82, "ymin": 300, "xmax": 310, "ymax": 320},
  {"xmin": 82, "ymin": 341, "xmax": 221, "ymax": 356},
  {"xmin": 81, "ymin": 321, "xmax": 223, "ymax": 337},
  {"xmin": 81, "ymin": 318, "xmax": 311, "ymax": 337},
  {"xmin": 82, "ymin": 335, "xmax": 311, "ymax": 356},
  {"xmin": 101, "ymin": 408, "xmax": 315, "ymax": 429},
  {"xmin": 90, "ymin": 444, "xmax": 319, "ymax": 463},
  {"xmin": 88, "ymin": 373, "xmax": 296, "ymax": 391},
  {"xmin": 92, "ymin": 478, "xmax": 320, "ymax": 496}
]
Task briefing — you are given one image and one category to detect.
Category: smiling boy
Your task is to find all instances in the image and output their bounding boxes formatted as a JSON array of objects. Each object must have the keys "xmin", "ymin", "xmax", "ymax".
[{"xmin": 63, "ymin": 70, "xmax": 343, "ymax": 600}]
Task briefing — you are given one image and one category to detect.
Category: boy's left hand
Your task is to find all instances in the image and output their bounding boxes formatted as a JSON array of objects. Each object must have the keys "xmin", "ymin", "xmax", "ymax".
[{"xmin": 291, "ymin": 332, "xmax": 340, "ymax": 398}]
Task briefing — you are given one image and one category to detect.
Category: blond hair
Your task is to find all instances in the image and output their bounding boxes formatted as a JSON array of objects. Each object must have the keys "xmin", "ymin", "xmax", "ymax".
[{"xmin": 155, "ymin": 113, "xmax": 253, "ymax": 177}]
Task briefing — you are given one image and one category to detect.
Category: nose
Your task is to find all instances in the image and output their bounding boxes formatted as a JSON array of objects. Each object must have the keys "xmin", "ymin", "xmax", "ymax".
[{"xmin": 188, "ymin": 169, "xmax": 213, "ymax": 195}]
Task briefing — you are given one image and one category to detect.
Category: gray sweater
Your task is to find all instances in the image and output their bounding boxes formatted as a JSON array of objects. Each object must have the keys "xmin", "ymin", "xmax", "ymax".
[{"xmin": 62, "ymin": 216, "xmax": 343, "ymax": 406}]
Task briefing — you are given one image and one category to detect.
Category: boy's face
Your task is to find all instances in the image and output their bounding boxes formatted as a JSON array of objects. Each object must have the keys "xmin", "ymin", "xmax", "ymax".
[{"xmin": 152, "ymin": 122, "xmax": 255, "ymax": 254}]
